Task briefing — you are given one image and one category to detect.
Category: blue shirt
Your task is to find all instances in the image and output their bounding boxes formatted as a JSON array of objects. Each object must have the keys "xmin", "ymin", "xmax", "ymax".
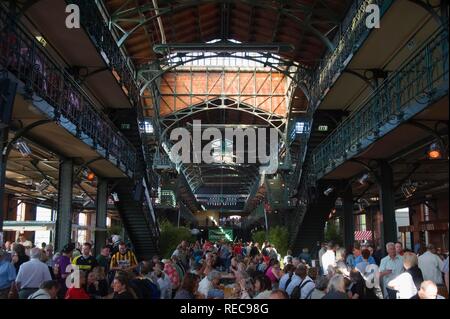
[
  {"xmin": 278, "ymin": 273, "xmax": 291, "ymax": 291},
  {"xmin": 15, "ymin": 258, "xmax": 52, "ymax": 289},
  {"xmin": 0, "ymin": 260, "xmax": 16, "ymax": 290},
  {"xmin": 353, "ymin": 255, "xmax": 376, "ymax": 267}
]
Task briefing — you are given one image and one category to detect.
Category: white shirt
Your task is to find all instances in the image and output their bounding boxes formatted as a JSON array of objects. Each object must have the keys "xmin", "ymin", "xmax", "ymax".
[
  {"xmin": 418, "ymin": 251, "xmax": 444, "ymax": 285},
  {"xmin": 321, "ymin": 250, "xmax": 336, "ymax": 275},
  {"xmin": 197, "ymin": 277, "xmax": 212, "ymax": 298},
  {"xmin": 318, "ymin": 248, "xmax": 326, "ymax": 267},
  {"xmin": 388, "ymin": 272, "xmax": 417, "ymax": 299},
  {"xmin": 15, "ymin": 258, "xmax": 52, "ymax": 289},
  {"xmin": 379, "ymin": 254, "xmax": 404, "ymax": 297},
  {"xmin": 254, "ymin": 290, "xmax": 272, "ymax": 299},
  {"xmin": 298, "ymin": 276, "xmax": 315, "ymax": 299}
]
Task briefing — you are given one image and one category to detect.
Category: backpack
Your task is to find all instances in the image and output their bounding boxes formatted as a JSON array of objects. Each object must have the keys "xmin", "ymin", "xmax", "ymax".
[{"xmin": 290, "ymin": 279, "xmax": 313, "ymax": 299}]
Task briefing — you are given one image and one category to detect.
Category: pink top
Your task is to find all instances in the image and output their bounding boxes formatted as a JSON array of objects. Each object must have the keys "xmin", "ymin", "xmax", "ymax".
[{"xmin": 265, "ymin": 266, "xmax": 277, "ymax": 283}]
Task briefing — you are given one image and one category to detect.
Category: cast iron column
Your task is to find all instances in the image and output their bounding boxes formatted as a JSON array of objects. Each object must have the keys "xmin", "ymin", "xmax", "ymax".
[
  {"xmin": 0, "ymin": 78, "xmax": 17, "ymax": 237},
  {"xmin": 55, "ymin": 158, "xmax": 74, "ymax": 252},
  {"xmin": 378, "ymin": 160, "xmax": 397, "ymax": 249},
  {"xmin": 95, "ymin": 177, "xmax": 108, "ymax": 255},
  {"xmin": 343, "ymin": 184, "xmax": 354, "ymax": 249}
]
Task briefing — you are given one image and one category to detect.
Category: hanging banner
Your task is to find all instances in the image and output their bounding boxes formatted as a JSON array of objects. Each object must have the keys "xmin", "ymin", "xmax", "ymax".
[{"xmin": 208, "ymin": 228, "xmax": 234, "ymax": 242}]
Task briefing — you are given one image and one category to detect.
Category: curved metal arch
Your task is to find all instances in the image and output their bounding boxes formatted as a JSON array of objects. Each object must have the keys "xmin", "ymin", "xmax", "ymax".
[
  {"xmin": 200, "ymin": 165, "xmax": 258, "ymax": 174},
  {"xmin": 113, "ymin": 0, "xmax": 335, "ymax": 51},
  {"xmin": 139, "ymin": 54, "xmax": 310, "ymax": 101},
  {"xmin": 157, "ymin": 50, "xmax": 298, "ymax": 71},
  {"xmin": 160, "ymin": 100, "xmax": 286, "ymax": 139}
]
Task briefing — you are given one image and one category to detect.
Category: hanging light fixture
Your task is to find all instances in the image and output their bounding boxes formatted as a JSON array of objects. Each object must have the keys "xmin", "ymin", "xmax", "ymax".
[
  {"xmin": 358, "ymin": 173, "xmax": 370, "ymax": 185},
  {"xmin": 401, "ymin": 180, "xmax": 417, "ymax": 199},
  {"xmin": 323, "ymin": 187, "xmax": 334, "ymax": 196},
  {"xmin": 14, "ymin": 139, "xmax": 32, "ymax": 157},
  {"xmin": 427, "ymin": 142, "xmax": 442, "ymax": 159}
]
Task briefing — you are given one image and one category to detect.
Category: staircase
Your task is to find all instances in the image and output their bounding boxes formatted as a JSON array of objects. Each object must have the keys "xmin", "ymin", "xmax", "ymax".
[
  {"xmin": 109, "ymin": 109, "xmax": 159, "ymax": 260},
  {"xmin": 289, "ymin": 110, "xmax": 347, "ymax": 255},
  {"xmin": 113, "ymin": 180, "xmax": 159, "ymax": 260},
  {"xmin": 290, "ymin": 195, "xmax": 336, "ymax": 256}
]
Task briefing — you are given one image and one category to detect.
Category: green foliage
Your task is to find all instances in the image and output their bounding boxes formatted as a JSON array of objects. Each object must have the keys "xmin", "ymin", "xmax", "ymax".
[
  {"xmin": 324, "ymin": 221, "xmax": 343, "ymax": 246},
  {"xmin": 158, "ymin": 219, "xmax": 195, "ymax": 259},
  {"xmin": 252, "ymin": 226, "xmax": 289, "ymax": 256},
  {"xmin": 252, "ymin": 230, "xmax": 266, "ymax": 246},
  {"xmin": 268, "ymin": 226, "xmax": 289, "ymax": 257}
]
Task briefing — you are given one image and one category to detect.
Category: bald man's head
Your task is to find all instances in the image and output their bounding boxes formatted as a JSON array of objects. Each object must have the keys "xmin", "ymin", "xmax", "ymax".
[{"xmin": 418, "ymin": 281, "xmax": 438, "ymax": 299}]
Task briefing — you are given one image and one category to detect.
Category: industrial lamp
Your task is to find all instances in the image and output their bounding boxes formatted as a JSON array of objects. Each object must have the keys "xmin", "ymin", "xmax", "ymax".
[
  {"xmin": 323, "ymin": 187, "xmax": 334, "ymax": 196},
  {"xmin": 427, "ymin": 142, "xmax": 442, "ymax": 159}
]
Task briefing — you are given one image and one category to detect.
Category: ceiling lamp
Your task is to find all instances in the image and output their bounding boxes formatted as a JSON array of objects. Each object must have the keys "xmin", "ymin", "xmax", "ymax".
[
  {"xmin": 83, "ymin": 170, "xmax": 95, "ymax": 181},
  {"xmin": 427, "ymin": 142, "xmax": 442, "ymax": 159},
  {"xmin": 323, "ymin": 187, "xmax": 334, "ymax": 196},
  {"xmin": 14, "ymin": 139, "xmax": 32, "ymax": 157},
  {"xmin": 401, "ymin": 180, "xmax": 417, "ymax": 199},
  {"xmin": 358, "ymin": 173, "xmax": 370, "ymax": 185},
  {"xmin": 36, "ymin": 179, "xmax": 50, "ymax": 193}
]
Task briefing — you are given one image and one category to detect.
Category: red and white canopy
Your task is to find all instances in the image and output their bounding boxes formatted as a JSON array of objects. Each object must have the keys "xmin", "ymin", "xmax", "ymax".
[{"xmin": 354, "ymin": 230, "xmax": 372, "ymax": 241}]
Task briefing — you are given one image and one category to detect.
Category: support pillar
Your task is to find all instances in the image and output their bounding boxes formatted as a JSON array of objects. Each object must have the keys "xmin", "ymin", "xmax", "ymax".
[
  {"xmin": 0, "ymin": 78, "xmax": 17, "ymax": 238},
  {"xmin": 378, "ymin": 160, "xmax": 397, "ymax": 250},
  {"xmin": 95, "ymin": 178, "xmax": 108, "ymax": 255},
  {"xmin": 55, "ymin": 159, "xmax": 73, "ymax": 252},
  {"xmin": 343, "ymin": 185, "xmax": 354, "ymax": 249}
]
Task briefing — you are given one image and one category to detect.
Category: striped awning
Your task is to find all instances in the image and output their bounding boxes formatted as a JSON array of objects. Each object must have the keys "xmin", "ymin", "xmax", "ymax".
[{"xmin": 354, "ymin": 230, "xmax": 372, "ymax": 241}]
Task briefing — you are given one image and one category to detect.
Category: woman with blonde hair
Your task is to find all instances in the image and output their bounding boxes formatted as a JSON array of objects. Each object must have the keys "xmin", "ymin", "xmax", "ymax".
[
  {"xmin": 387, "ymin": 252, "xmax": 423, "ymax": 299},
  {"xmin": 322, "ymin": 274, "xmax": 348, "ymax": 299}
]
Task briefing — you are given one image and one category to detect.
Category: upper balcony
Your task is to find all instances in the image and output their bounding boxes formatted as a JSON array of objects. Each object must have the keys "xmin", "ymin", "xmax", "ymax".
[
  {"xmin": 312, "ymin": 27, "xmax": 449, "ymax": 180},
  {"xmin": 21, "ymin": 0, "xmax": 140, "ymax": 110},
  {"xmin": 0, "ymin": 6, "xmax": 137, "ymax": 177}
]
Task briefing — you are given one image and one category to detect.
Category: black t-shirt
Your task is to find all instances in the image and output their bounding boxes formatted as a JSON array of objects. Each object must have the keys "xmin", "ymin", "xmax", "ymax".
[
  {"xmin": 73, "ymin": 255, "xmax": 99, "ymax": 272},
  {"xmin": 350, "ymin": 280, "xmax": 365, "ymax": 298},
  {"xmin": 407, "ymin": 266, "xmax": 424, "ymax": 290},
  {"xmin": 87, "ymin": 280, "xmax": 109, "ymax": 297},
  {"xmin": 113, "ymin": 291, "xmax": 135, "ymax": 299}
]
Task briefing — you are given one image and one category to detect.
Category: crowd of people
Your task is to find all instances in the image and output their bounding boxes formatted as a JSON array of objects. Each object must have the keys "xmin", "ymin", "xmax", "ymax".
[{"xmin": 0, "ymin": 233, "xmax": 448, "ymax": 300}]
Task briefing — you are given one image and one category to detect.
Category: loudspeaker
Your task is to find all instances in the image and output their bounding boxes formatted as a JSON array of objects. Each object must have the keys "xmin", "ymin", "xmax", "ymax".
[{"xmin": 0, "ymin": 78, "xmax": 17, "ymax": 124}]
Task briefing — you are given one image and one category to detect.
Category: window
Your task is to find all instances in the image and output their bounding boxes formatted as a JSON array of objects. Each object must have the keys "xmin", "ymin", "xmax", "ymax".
[
  {"xmin": 356, "ymin": 214, "xmax": 367, "ymax": 231},
  {"xmin": 78, "ymin": 213, "xmax": 88, "ymax": 226},
  {"xmin": 35, "ymin": 206, "xmax": 52, "ymax": 248},
  {"xmin": 211, "ymin": 138, "xmax": 234, "ymax": 164},
  {"xmin": 166, "ymin": 39, "xmax": 286, "ymax": 68},
  {"xmin": 77, "ymin": 230, "xmax": 87, "ymax": 245},
  {"xmin": 16, "ymin": 202, "xmax": 26, "ymax": 221},
  {"xmin": 36, "ymin": 206, "xmax": 52, "ymax": 221},
  {"xmin": 142, "ymin": 120, "xmax": 154, "ymax": 134},
  {"xmin": 295, "ymin": 122, "xmax": 309, "ymax": 134}
]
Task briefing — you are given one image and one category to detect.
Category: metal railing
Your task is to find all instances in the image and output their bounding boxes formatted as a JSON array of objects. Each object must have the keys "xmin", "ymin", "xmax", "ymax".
[
  {"xmin": 0, "ymin": 7, "xmax": 137, "ymax": 175},
  {"xmin": 68, "ymin": 0, "xmax": 140, "ymax": 107},
  {"xmin": 309, "ymin": 0, "xmax": 393, "ymax": 108},
  {"xmin": 312, "ymin": 28, "xmax": 449, "ymax": 179}
]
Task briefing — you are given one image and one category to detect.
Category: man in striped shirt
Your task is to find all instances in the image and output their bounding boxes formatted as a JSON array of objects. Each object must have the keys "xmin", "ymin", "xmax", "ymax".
[
  {"xmin": 110, "ymin": 242, "xmax": 138, "ymax": 273},
  {"xmin": 72, "ymin": 242, "xmax": 98, "ymax": 272}
]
